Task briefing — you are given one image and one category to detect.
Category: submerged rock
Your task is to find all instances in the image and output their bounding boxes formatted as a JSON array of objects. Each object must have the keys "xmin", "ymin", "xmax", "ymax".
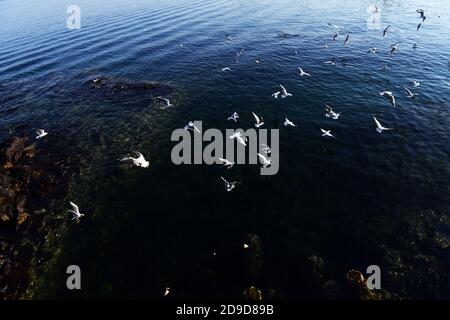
[{"xmin": 86, "ymin": 76, "xmax": 174, "ymax": 97}]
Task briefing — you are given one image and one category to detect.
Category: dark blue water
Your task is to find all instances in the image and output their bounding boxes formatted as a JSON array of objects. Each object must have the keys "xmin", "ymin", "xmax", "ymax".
[{"xmin": 0, "ymin": 0, "xmax": 449, "ymax": 299}]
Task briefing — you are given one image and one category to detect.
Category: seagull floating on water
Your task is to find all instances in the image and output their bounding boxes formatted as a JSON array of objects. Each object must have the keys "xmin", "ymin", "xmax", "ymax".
[
  {"xmin": 184, "ymin": 121, "xmax": 201, "ymax": 133},
  {"xmin": 379, "ymin": 91, "xmax": 396, "ymax": 107},
  {"xmin": 257, "ymin": 153, "xmax": 271, "ymax": 168},
  {"xmin": 298, "ymin": 67, "xmax": 311, "ymax": 77},
  {"xmin": 252, "ymin": 112, "xmax": 264, "ymax": 128},
  {"xmin": 35, "ymin": 129, "xmax": 48, "ymax": 139},
  {"xmin": 221, "ymin": 176, "xmax": 238, "ymax": 192},
  {"xmin": 374, "ymin": 117, "xmax": 393, "ymax": 133},
  {"xmin": 218, "ymin": 158, "xmax": 234, "ymax": 169},
  {"xmin": 229, "ymin": 132, "xmax": 247, "ymax": 146},
  {"xmin": 227, "ymin": 112, "xmax": 239, "ymax": 122},
  {"xmin": 68, "ymin": 202, "xmax": 84, "ymax": 222},
  {"xmin": 284, "ymin": 118, "xmax": 297, "ymax": 127},
  {"xmin": 321, "ymin": 129, "xmax": 335, "ymax": 138},
  {"xmin": 367, "ymin": 47, "xmax": 377, "ymax": 54},
  {"xmin": 120, "ymin": 151, "xmax": 150, "ymax": 168}
]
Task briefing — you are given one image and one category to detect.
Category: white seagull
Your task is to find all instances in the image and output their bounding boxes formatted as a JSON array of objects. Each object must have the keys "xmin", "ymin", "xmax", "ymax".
[
  {"xmin": 120, "ymin": 151, "xmax": 150, "ymax": 168},
  {"xmin": 227, "ymin": 112, "xmax": 239, "ymax": 122},
  {"xmin": 413, "ymin": 81, "xmax": 420, "ymax": 87},
  {"xmin": 68, "ymin": 202, "xmax": 84, "ymax": 221},
  {"xmin": 184, "ymin": 121, "xmax": 201, "ymax": 133},
  {"xmin": 374, "ymin": 117, "xmax": 393, "ymax": 133},
  {"xmin": 218, "ymin": 158, "xmax": 234, "ymax": 169},
  {"xmin": 260, "ymin": 144, "xmax": 271, "ymax": 154},
  {"xmin": 221, "ymin": 176, "xmax": 238, "ymax": 192},
  {"xmin": 221, "ymin": 67, "xmax": 231, "ymax": 72},
  {"xmin": 325, "ymin": 105, "xmax": 341, "ymax": 120},
  {"xmin": 404, "ymin": 87, "xmax": 417, "ymax": 99},
  {"xmin": 279, "ymin": 84, "xmax": 292, "ymax": 98},
  {"xmin": 321, "ymin": 128, "xmax": 335, "ymax": 138},
  {"xmin": 284, "ymin": 118, "xmax": 297, "ymax": 127},
  {"xmin": 229, "ymin": 132, "xmax": 247, "ymax": 146},
  {"xmin": 35, "ymin": 129, "xmax": 48, "ymax": 139},
  {"xmin": 156, "ymin": 97, "xmax": 173, "ymax": 109},
  {"xmin": 379, "ymin": 91, "xmax": 396, "ymax": 107},
  {"xmin": 252, "ymin": 112, "xmax": 264, "ymax": 128},
  {"xmin": 257, "ymin": 153, "xmax": 271, "ymax": 168},
  {"xmin": 298, "ymin": 67, "xmax": 311, "ymax": 77}
]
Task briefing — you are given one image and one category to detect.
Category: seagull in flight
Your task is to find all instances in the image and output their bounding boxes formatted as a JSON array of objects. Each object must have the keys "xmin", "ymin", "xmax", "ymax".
[
  {"xmin": 221, "ymin": 176, "xmax": 238, "ymax": 192},
  {"xmin": 333, "ymin": 32, "xmax": 339, "ymax": 40},
  {"xmin": 374, "ymin": 117, "xmax": 393, "ymax": 133},
  {"xmin": 379, "ymin": 91, "xmax": 396, "ymax": 107},
  {"xmin": 227, "ymin": 112, "xmax": 239, "ymax": 122},
  {"xmin": 284, "ymin": 118, "xmax": 297, "ymax": 127},
  {"xmin": 321, "ymin": 129, "xmax": 335, "ymax": 138},
  {"xmin": 236, "ymin": 48, "xmax": 245, "ymax": 63},
  {"xmin": 120, "ymin": 151, "xmax": 150, "ymax": 168},
  {"xmin": 324, "ymin": 105, "xmax": 341, "ymax": 120},
  {"xmin": 260, "ymin": 144, "xmax": 271, "ymax": 154},
  {"xmin": 221, "ymin": 67, "xmax": 231, "ymax": 72},
  {"xmin": 416, "ymin": 9, "xmax": 426, "ymax": 21},
  {"xmin": 298, "ymin": 67, "xmax": 311, "ymax": 77},
  {"xmin": 404, "ymin": 87, "xmax": 417, "ymax": 99},
  {"xmin": 328, "ymin": 23, "xmax": 344, "ymax": 33},
  {"xmin": 156, "ymin": 97, "xmax": 173, "ymax": 109},
  {"xmin": 218, "ymin": 158, "xmax": 234, "ymax": 169},
  {"xmin": 272, "ymin": 84, "xmax": 292, "ymax": 99},
  {"xmin": 35, "ymin": 129, "xmax": 48, "ymax": 139},
  {"xmin": 184, "ymin": 121, "xmax": 201, "ymax": 133},
  {"xmin": 252, "ymin": 112, "xmax": 264, "ymax": 128},
  {"xmin": 417, "ymin": 23, "xmax": 422, "ymax": 31},
  {"xmin": 389, "ymin": 42, "xmax": 399, "ymax": 56},
  {"xmin": 413, "ymin": 81, "xmax": 420, "ymax": 87},
  {"xmin": 68, "ymin": 202, "xmax": 84, "ymax": 222},
  {"xmin": 383, "ymin": 25, "xmax": 391, "ymax": 37},
  {"xmin": 229, "ymin": 132, "xmax": 247, "ymax": 146},
  {"xmin": 344, "ymin": 34, "xmax": 350, "ymax": 46},
  {"xmin": 324, "ymin": 58, "xmax": 336, "ymax": 65},
  {"xmin": 257, "ymin": 153, "xmax": 271, "ymax": 168}
]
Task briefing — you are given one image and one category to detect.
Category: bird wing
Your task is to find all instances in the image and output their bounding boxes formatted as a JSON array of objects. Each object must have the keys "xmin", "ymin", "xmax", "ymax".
[
  {"xmin": 221, "ymin": 176, "xmax": 228, "ymax": 184},
  {"xmin": 252, "ymin": 112, "xmax": 260, "ymax": 124},
  {"xmin": 404, "ymin": 87, "xmax": 412, "ymax": 95},
  {"xmin": 69, "ymin": 202, "xmax": 79, "ymax": 213},
  {"xmin": 257, "ymin": 153, "xmax": 269, "ymax": 164},
  {"xmin": 374, "ymin": 117, "xmax": 382, "ymax": 129},
  {"xmin": 280, "ymin": 84, "xmax": 288, "ymax": 95}
]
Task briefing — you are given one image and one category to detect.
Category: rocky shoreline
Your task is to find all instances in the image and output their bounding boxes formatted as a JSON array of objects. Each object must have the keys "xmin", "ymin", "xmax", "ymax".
[{"xmin": 0, "ymin": 136, "xmax": 72, "ymax": 299}]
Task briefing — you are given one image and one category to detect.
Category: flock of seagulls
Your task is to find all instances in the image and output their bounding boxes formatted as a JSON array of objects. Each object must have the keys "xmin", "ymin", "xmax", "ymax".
[{"xmin": 28, "ymin": 7, "xmax": 436, "ymax": 220}]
